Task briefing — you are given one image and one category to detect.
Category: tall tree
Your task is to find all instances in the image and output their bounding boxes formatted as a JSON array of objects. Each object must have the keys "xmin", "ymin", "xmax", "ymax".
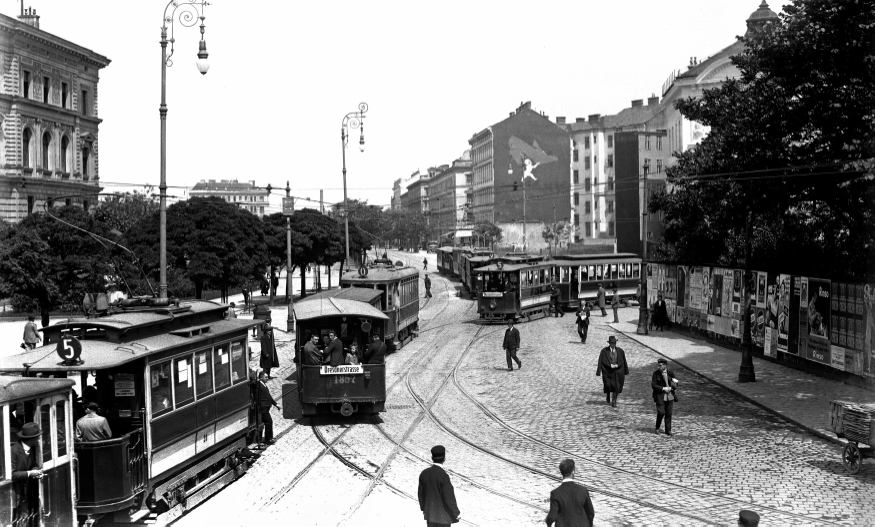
[
  {"xmin": 92, "ymin": 188, "xmax": 158, "ymax": 235},
  {"xmin": 541, "ymin": 221, "xmax": 573, "ymax": 257},
  {"xmin": 287, "ymin": 208, "xmax": 345, "ymax": 296},
  {"xmin": 649, "ymin": 0, "xmax": 875, "ymax": 280},
  {"xmin": 473, "ymin": 222, "xmax": 504, "ymax": 247}
]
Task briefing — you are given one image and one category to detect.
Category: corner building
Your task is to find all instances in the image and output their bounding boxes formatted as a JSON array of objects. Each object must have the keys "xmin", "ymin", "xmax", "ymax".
[{"xmin": 0, "ymin": 8, "xmax": 110, "ymax": 223}]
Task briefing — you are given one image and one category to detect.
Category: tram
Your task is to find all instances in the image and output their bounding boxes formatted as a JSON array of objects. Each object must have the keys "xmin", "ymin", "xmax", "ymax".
[
  {"xmin": 0, "ymin": 299, "xmax": 261, "ymax": 524},
  {"xmin": 436, "ymin": 246, "xmax": 454, "ymax": 275},
  {"xmin": 293, "ymin": 297, "xmax": 388, "ymax": 416},
  {"xmin": 458, "ymin": 248, "xmax": 495, "ymax": 296},
  {"xmin": 460, "ymin": 252, "xmax": 542, "ymax": 298},
  {"xmin": 1, "ymin": 376, "xmax": 77, "ymax": 526},
  {"xmin": 340, "ymin": 260, "xmax": 420, "ymax": 349},
  {"xmin": 474, "ymin": 260, "xmax": 556, "ymax": 321},
  {"xmin": 553, "ymin": 253, "xmax": 642, "ymax": 308}
]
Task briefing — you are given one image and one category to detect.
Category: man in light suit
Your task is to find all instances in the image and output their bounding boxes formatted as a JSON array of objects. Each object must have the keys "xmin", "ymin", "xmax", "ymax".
[
  {"xmin": 502, "ymin": 318, "xmax": 522, "ymax": 371},
  {"xmin": 418, "ymin": 445, "xmax": 461, "ymax": 526},
  {"xmin": 545, "ymin": 458, "xmax": 594, "ymax": 527}
]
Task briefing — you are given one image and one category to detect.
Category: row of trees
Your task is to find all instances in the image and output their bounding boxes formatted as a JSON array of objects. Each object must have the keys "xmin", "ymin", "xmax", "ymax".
[{"xmin": 649, "ymin": 0, "xmax": 874, "ymax": 281}]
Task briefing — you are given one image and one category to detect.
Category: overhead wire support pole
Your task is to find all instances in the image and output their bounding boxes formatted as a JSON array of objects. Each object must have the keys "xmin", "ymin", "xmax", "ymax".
[{"xmin": 341, "ymin": 102, "xmax": 368, "ymax": 272}]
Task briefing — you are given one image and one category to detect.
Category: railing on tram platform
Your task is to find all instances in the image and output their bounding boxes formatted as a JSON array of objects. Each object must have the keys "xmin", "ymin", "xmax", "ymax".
[{"xmin": 75, "ymin": 429, "xmax": 147, "ymax": 515}]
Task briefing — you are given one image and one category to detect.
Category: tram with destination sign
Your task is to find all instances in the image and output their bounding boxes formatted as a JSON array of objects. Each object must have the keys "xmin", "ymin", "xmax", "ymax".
[
  {"xmin": 340, "ymin": 260, "xmax": 420, "ymax": 349},
  {"xmin": 551, "ymin": 253, "xmax": 642, "ymax": 310},
  {"xmin": 292, "ymin": 295, "xmax": 389, "ymax": 416},
  {"xmin": 0, "ymin": 298, "xmax": 263, "ymax": 524}
]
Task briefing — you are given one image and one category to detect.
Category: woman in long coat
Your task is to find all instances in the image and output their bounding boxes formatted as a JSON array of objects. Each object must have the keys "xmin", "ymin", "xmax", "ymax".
[
  {"xmin": 596, "ymin": 336, "xmax": 629, "ymax": 407},
  {"xmin": 651, "ymin": 294, "xmax": 669, "ymax": 331}
]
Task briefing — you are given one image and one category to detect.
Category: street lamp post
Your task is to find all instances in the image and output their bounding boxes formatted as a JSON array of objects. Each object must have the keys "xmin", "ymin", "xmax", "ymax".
[
  {"xmin": 341, "ymin": 102, "xmax": 368, "ymax": 271},
  {"xmin": 285, "ymin": 181, "xmax": 294, "ymax": 333},
  {"xmin": 637, "ymin": 163, "xmax": 649, "ymax": 335},
  {"xmin": 739, "ymin": 211, "xmax": 756, "ymax": 382},
  {"xmin": 159, "ymin": 0, "xmax": 210, "ymax": 299},
  {"xmin": 509, "ymin": 160, "xmax": 528, "ymax": 253}
]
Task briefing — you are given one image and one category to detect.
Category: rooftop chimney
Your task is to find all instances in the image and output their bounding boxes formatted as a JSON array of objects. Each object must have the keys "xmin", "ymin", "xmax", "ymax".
[
  {"xmin": 556, "ymin": 116, "xmax": 566, "ymax": 125},
  {"xmin": 18, "ymin": 6, "xmax": 39, "ymax": 29},
  {"xmin": 588, "ymin": 114, "xmax": 601, "ymax": 122},
  {"xmin": 631, "ymin": 99, "xmax": 644, "ymax": 108},
  {"xmin": 648, "ymin": 96, "xmax": 660, "ymax": 106},
  {"xmin": 575, "ymin": 118, "xmax": 586, "ymax": 123}
]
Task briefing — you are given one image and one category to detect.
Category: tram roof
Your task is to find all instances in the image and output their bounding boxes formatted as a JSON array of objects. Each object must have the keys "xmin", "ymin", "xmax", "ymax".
[
  {"xmin": 304, "ymin": 287, "xmax": 383, "ymax": 303},
  {"xmin": 341, "ymin": 265, "xmax": 420, "ymax": 282},
  {"xmin": 0, "ymin": 376, "xmax": 75, "ymax": 404},
  {"xmin": 294, "ymin": 298, "xmax": 389, "ymax": 322},
  {"xmin": 0, "ymin": 318, "xmax": 259, "ymax": 373},
  {"xmin": 474, "ymin": 261, "xmax": 556, "ymax": 272},
  {"xmin": 557, "ymin": 253, "xmax": 640, "ymax": 261}
]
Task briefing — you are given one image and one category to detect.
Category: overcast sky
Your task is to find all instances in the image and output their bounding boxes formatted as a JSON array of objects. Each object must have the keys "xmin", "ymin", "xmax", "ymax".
[{"xmin": 11, "ymin": 0, "xmax": 791, "ymax": 209}]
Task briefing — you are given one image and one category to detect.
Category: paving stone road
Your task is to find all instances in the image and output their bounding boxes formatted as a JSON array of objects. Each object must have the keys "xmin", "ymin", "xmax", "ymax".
[{"xmin": 175, "ymin": 250, "xmax": 875, "ymax": 526}]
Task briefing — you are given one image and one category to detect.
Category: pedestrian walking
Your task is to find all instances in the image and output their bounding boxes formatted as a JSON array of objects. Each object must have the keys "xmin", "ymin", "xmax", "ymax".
[
  {"xmin": 611, "ymin": 286, "xmax": 620, "ymax": 323},
  {"xmin": 424, "ymin": 274, "xmax": 432, "ymax": 298},
  {"xmin": 242, "ymin": 286, "xmax": 250, "ymax": 307},
  {"xmin": 545, "ymin": 458, "xmax": 595, "ymax": 527},
  {"xmin": 550, "ymin": 281, "xmax": 563, "ymax": 317},
  {"xmin": 502, "ymin": 318, "xmax": 522, "ymax": 371},
  {"xmin": 417, "ymin": 445, "xmax": 461, "ymax": 526},
  {"xmin": 270, "ymin": 273, "xmax": 279, "ymax": 297},
  {"xmin": 227, "ymin": 302, "xmax": 238, "ymax": 319},
  {"xmin": 575, "ymin": 304, "xmax": 590, "ymax": 343},
  {"xmin": 423, "ymin": 257, "xmax": 428, "ymax": 270},
  {"xmin": 256, "ymin": 371, "xmax": 279, "ymax": 445},
  {"xmin": 76, "ymin": 402, "xmax": 112, "ymax": 442},
  {"xmin": 652, "ymin": 358, "xmax": 679, "ymax": 436},
  {"xmin": 596, "ymin": 336, "xmax": 628, "ymax": 407},
  {"xmin": 652, "ymin": 294, "xmax": 669, "ymax": 331},
  {"xmin": 22, "ymin": 315, "xmax": 41, "ymax": 349},
  {"xmin": 259, "ymin": 325, "xmax": 280, "ymax": 379},
  {"xmin": 597, "ymin": 283, "xmax": 607, "ymax": 317}
]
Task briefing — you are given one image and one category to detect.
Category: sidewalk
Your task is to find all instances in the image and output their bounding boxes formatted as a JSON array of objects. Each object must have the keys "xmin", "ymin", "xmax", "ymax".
[{"xmin": 607, "ymin": 306, "xmax": 874, "ymax": 445}]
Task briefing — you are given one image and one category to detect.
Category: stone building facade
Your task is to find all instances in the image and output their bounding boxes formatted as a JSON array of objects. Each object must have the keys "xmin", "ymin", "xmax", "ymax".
[
  {"xmin": 189, "ymin": 179, "xmax": 270, "ymax": 216},
  {"xmin": 0, "ymin": 8, "xmax": 110, "ymax": 224}
]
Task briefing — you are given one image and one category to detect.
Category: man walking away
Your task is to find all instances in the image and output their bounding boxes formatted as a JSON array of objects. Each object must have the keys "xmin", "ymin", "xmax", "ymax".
[
  {"xmin": 242, "ymin": 286, "xmax": 250, "ymax": 307},
  {"xmin": 652, "ymin": 358, "xmax": 679, "ymax": 436},
  {"xmin": 611, "ymin": 286, "xmax": 620, "ymax": 323},
  {"xmin": 596, "ymin": 336, "xmax": 628, "ymax": 407},
  {"xmin": 423, "ymin": 257, "xmax": 428, "ymax": 270},
  {"xmin": 424, "ymin": 274, "xmax": 432, "ymax": 298},
  {"xmin": 597, "ymin": 283, "xmax": 607, "ymax": 317},
  {"xmin": 256, "ymin": 371, "xmax": 279, "ymax": 445},
  {"xmin": 545, "ymin": 459, "xmax": 595, "ymax": 527},
  {"xmin": 23, "ymin": 316, "xmax": 41, "ymax": 349},
  {"xmin": 503, "ymin": 318, "xmax": 522, "ymax": 371},
  {"xmin": 575, "ymin": 304, "xmax": 590, "ymax": 343},
  {"xmin": 418, "ymin": 445, "xmax": 461, "ymax": 526}
]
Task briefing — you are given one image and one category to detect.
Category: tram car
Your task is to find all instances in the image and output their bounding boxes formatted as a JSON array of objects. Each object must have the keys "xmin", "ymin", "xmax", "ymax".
[
  {"xmin": 1, "ymin": 376, "xmax": 77, "ymax": 527},
  {"xmin": 340, "ymin": 261, "xmax": 420, "ymax": 349},
  {"xmin": 474, "ymin": 260, "xmax": 557, "ymax": 321},
  {"xmin": 458, "ymin": 248, "xmax": 495, "ymax": 296},
  {"xmin": 292, "ymin": 296, "xmax": 389, "ymax": 416},
  {"xmin": 436, "ymin": 246, "xmax": 455, "ymax": 275},
  {"xmin": 553, "ymin": 253, "xmax": 642, "ymax": 309},
  {"xmin": 460, "ymin": 251, "xmax": 542, "ymax": 298},
  {"xmin": 0, "ymin": 299, "xmax": 262, "ymax": 524}
]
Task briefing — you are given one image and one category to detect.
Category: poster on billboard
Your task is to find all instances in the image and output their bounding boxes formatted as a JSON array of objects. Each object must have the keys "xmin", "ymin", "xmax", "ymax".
[
  {"xmin": 789, "ymin": 276, "xmax": 803, "ymax": 355},
  {"xmin": 753, "ymin": 307, "xmax": 766, "ymax": 348},
  {"xmin": 722, "ymin": 269, "xmax": 733, "ymax": 318},
  {"xmin": 864, "ymin": 284, "xmax": 875, "ymax": 373},
  {"xmin": 777, "ymin": 274, "xmax": 791, "ymax": 353},
  {"xmin": 806, "ymin": 277, "xmax": 831, "ymax": 365},
  {"xmin": 702, "ymin": 267, "xmax": 712, "ymax": 314},
  {"xmin": 756, "ymin": 271, "xmax": 767, "ymax": 308},
  {"xmin": 711, "ymin": 270, "xmax": 723, "ymax": 316},
  {"xmin": 764, "ymin": 327, "xmax": 777, "ymax": 358},
  {"xmin": 677, "ymin": 266, "xmax": 687, "ymax": 308},
  {"xmin": 732, "ymin": 270, "xmax": 742, "ymax": 315},
  {"xmin": 690, "ymin": 267, "xmax": 703, "ymax": 311},
  {"xmin": 830, "ymin": 346, "xmax": 846, "ymax": 371}
]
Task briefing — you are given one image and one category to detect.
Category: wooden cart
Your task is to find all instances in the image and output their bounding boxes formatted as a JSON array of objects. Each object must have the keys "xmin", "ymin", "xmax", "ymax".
[{"xmin": 828, "ymin": 400, "xmax": 875, "ymax": 474}]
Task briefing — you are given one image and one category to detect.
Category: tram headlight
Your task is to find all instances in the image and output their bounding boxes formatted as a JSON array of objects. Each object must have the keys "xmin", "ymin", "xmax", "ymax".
[{"xmin": 489, "ymin": 300, "xmax": 497, "ymax": 310}]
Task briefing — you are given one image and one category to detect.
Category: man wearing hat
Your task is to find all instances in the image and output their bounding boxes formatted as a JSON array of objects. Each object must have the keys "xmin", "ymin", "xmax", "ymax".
[
  {"xmin": 502, "ymin": 318, "xmax": 522, "ymax": 372},
  {"xmin": 364, "ymin": 333, "xmax": 387, "ymax": 364},
  {"xmin": 418, "ymin": 445, "xmax": 461, "ymax": 526},
  {"xmin": 651, "ymin": 358, "xmax": 679, "ymax": 436},
  {"xmin": 11, "ymin": 422, "xmax": 44, "ymax": 516},
  {"xmin": 259, "ymin": 324, "xmax": 280, "ymax": 379},
  {"xmin": 596, "ymin": 336, "xmax": 628, "ymax": 407}
]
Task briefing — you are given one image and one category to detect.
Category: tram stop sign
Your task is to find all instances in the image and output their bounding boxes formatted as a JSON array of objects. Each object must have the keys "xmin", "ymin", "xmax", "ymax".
[
  {"xmin": 56, "ymin": 336, "xmax": 83, "ymax": 365},
  {"xmin": 282, "ymin": 197, "xmax": 295, "ymax": 217}
]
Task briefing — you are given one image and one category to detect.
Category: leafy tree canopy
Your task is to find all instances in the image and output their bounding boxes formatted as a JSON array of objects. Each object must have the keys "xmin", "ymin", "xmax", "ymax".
[
  {"xmin": 649, "ymin": 0, "xmax": 875, "ymax": 280},
  {"xmin": 473, "ymin": 222, "xmax": 504, "ymax": 245}
]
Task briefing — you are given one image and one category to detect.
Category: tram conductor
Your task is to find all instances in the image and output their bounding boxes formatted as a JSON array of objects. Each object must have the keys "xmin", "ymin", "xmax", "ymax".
[
  {"xmin": 256, "ymin": 371, "xmax": 279, "ymax": 445},
  {"xmin": 11, "ymin": 422, "xmax": 43, "ymax": 516}
]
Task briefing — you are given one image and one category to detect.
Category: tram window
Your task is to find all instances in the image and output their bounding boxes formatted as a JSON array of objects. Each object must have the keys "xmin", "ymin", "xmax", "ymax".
[
  {"xmin": 40, "ymin": 404, "xmax": 51, "ymax": 463},
  {"xmin": 619, "ymin": 264, "xmax": 626, "ymax": 279},
  {"xmin": 214, "ymin": 343, "xmax": 231, "ymax": 391},
  {"xmin": 633, "ymin": 263, "xmax": 640, "ymax": 278},
  {"xmin": 386, "ymin": 285, "xmax": 393, "ymax": 308},
  {"xmin": 611, "ymin": 264, "xmax": 618, "ymax": 279},
  {"xmin": 587, "ymin": 265, "xmax": 595, "ymax": 281},
  {"xmin": 562, "ymin": 267, "xmax": 570, "ymax": 282},
  {"xmin": 56, "ymin": 400, "xmax": 67, "ymax": 457},
  {"xmin": 173, "ymin": 356, "xmax": 194, "ymax": 408},
  {"xmin": 150, "ymin": 362, "xmax": 173, "ymax": 417},
  {"xmin": 195, "ymin": 350, "xmax": 213, "ymax": 399},
  {"xmin": 596, "ymin": 265, "xmax": 604, "ymax": 281},
  {"xmin": 519, "ymin": 272, "xmax": 527, "ymax": 288},
  {"xmin": 231, "ymin": 340, "xmax": 247, "ymax": 384}
]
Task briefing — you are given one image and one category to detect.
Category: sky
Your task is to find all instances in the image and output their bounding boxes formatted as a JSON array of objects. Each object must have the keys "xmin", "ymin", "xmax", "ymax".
[{"xmin": 7, "ymin": 0, "xmax": 793, "ymax": 210}]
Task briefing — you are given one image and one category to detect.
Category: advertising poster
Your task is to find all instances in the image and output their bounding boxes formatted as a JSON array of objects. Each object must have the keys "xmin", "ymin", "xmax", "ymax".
[
  {"xmin": 831, "ymin": 346, "xmax": 846, "ymax": 371},
  {"xmin": 753, "ymin": 307, "xmax": 766, "ymax": 348},
  {"xmin": 722, "ymin": 269, "xmax": 733, "ymax": 318},
  {"xmin": 690, "ymin": 267, "xmax": 703, "ymax": 311},
  {"xmin": 806, "ymin": 277, "xmax": 831, "ymax": 365},
  {"xmin": 702, "ymin": 267, "xmax": 713, "ymax": 314},
  {"xmin": 677, "ymin": 266, "xmax": 687, "ymax": 308},
  {"xmin": 865, "ymin": 284, "xmax": 875, "ymax": 373},
  {"xmin": 711, "ymin": 270, "xmax": 724, "ymax": 316},
  {"xmin": 756, "ymin": 271, "xmax": 767, "ymax": 308},
  {"xmin": 764, "ymin": 327, "xmax": 777, "ymax": 358},
  {"xmin": 777, "ymin": 274, "xmax": 791, "ymax": 353},
  {"xmin": 788, "ymin": 276, "xmax": 802, "ymax": 355},
  {"xmin": 732, "ymin": 270, "xmax": 742, "ymax": 314}
]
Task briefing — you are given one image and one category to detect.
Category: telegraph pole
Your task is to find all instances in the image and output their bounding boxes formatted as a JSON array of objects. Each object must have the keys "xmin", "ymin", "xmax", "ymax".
[{"xmin": 283, "ymin": 183, "xmax": 295, "ymax": 333}]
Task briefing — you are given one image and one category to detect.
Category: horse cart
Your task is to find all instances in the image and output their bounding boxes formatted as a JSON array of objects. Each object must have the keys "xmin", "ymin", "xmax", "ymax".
[{"xmin": 828, "ymin": 400, "xmax": 875, "ymax": 474}]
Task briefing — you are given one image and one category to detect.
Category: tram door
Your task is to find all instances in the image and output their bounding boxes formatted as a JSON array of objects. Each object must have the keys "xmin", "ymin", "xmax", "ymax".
[{"xmin": 35, "ymin": 395, "xmax": 75, "ymax": 527}]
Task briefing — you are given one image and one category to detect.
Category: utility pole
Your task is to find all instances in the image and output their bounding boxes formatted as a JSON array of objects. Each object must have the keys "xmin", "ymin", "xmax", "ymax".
[
  {"xmin": 637, "ymin": 162, "xmax": 650, "ymax": 335},
  {"xmin": 285, "ymin": 182, "xmax": 294, "ymax": 333},
  {"xmin": 739, "ymin": 211, "xmax": 756, "ymax": 382}
]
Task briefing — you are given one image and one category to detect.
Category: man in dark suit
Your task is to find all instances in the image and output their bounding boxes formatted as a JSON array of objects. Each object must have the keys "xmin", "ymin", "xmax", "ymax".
[
  {"xmin": 256, "ymin": 371, "xmax": 279, "ymax": 445},
  {"xmin": 550, "ymin": 281, "xmax": 563, "ymax": 317},
  {"xmin": 11, "ymin": 422, "xmax": 43, "ymax": 517},
  {"xmin": 259, "ymin": 325, "xmax": 279, "ymax": 379},
  {"xmin": 652, "ymin": 358, "xmax": 679, "ymax": 436},
  {"xmin": 502, "ymin": 318, "xmax": 521, "ymax": 372},
  {"xmin": 545, "ymin": 458, "xmax": 594, "ymax": 527},
  {"xmin": 597, "ymin": 283, "xmax": 607, "ymax": 317},
  {"xmin": 596, "ymin": 336, "xmax": 628, "ymax": 407},
  {"xmin": 364, "ymin": 333, "xmax": 387, "ymax": 364},
  {"xmin": 324, "ymin": 330, "xmax": 344, "ymax": 367},
  {"xmin": 418, "ymin": 445, "xmax": 460, "ymax": 526}
]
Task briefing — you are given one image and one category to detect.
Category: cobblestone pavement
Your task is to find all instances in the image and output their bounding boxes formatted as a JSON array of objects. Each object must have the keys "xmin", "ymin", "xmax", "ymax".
[{"xmin": 177, "ymin": 251, "xmax": 875, "ymax": 526}]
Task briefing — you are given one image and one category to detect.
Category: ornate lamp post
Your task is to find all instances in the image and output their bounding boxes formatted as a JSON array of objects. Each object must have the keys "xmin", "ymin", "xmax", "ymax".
[
  {"xmin": 285, "ymin": 181, "xmax": 295, "ymax": 333},
  {"xmin": 158, "ymin": 0, "xmax": 210, "ymax": 299},
  {"xmin": 341, "ymin": 103, "xmax": 368, "ymax": 271}
]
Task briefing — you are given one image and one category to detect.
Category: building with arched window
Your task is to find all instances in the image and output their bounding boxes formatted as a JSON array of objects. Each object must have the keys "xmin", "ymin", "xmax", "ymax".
[{"xmin": 0, "ymin": 6, "xmax": 110, "ymax": 223}]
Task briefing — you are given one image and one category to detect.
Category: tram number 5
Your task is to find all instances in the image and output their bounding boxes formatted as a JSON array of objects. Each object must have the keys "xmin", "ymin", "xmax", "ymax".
[
  {"xmin": 334, "ymin": 376, "xmax": 356, "ymax": 384},
  {"xmin": 56, "ymin": 336, "xmax": 82, "ymax": 364}
]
